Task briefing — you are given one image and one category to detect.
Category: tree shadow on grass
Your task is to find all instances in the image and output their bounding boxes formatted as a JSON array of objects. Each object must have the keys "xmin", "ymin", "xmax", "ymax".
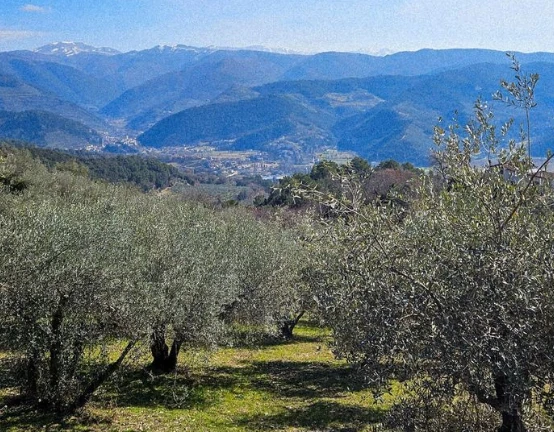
[
  {"xmin": 1, "ymin": 351, "xmax": 376, "ymax": 430},
  {"xmin": 205, "ymin": 360, "xmax": 368, "ymax": 399},
  {"xmin": 253, "ymin": 360, "xmax": 367, "ymax": 398},
  {"xmin": 226, "ymin": 331, "xmax": 322, "ymax": 349},
  {"xmin": 0, "ymin": 403, "xmax": 114, "ymax": 432},
  {"xmin": 289, "ymin": 333, "xmax": 324, "ymax": 344},
  {"xmin": 0, "ymin": 356, "xmax": 20, "ymax": 392},
  {"xmin": 227, "ymin": 317, "xmax": 329, "ymax": 349},
  {"xmin": 97, "ymin": 366, "xmax": 211, "ymax": 410},
  {"xmin": 236, "ymin": 400, "xmax": 384, "ymax": 431},
  {"xmin": 0, "ymin": 364, "xmax": 211, "ymax": 430}
]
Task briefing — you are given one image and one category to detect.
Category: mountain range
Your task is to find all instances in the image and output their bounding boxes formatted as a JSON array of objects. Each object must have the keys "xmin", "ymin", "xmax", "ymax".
[{"xmin": 1, "ymin": 41, "xmax": 554, "ymax": 165}]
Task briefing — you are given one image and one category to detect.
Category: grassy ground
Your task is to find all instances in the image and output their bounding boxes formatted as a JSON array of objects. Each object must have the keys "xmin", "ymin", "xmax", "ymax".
[{"xmin": 0, "ymin": 321, "xmax": 400, "ymax": 431}]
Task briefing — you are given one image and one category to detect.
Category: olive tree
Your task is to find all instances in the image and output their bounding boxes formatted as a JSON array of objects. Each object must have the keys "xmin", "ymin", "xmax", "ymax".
[
  {"xmin": 218, "ymin": 207, "xmax": 308, "ymax": 340},
  {"xmin": 312, "ymin": 97, "xmax": 554, "ymax": 431},
  {"xmin": 133, "ymin": 197, "xmax": 245, "ymax": 373},
  {"xmin": 0, "ymin": 180, "xmax": 148, "ymax": 412},
  {"xmin": 130, "ymin": 198, "xmax": 306, "ymax": 372}
]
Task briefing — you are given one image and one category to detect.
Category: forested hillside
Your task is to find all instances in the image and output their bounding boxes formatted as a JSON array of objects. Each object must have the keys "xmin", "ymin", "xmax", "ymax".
[
  {"xmin": 0, "ymin": 111, "xmax": 102, "ymax": 148},
  {"xmin": 0, "ymin": 142, "xmax": 191, "ymax": 190},
  {"xmin": 137, "ymin": 61, "xmax": 554, "ymax": 165},
  {"xmin": 3, "ymin": 44, "xmax": 554, "ymax": 166}
]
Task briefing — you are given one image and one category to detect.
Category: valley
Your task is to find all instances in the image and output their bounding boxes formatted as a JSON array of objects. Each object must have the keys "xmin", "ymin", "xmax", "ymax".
[{"xmin": 2, "ymin": 42, "xmax": 554, "ymax": 175}]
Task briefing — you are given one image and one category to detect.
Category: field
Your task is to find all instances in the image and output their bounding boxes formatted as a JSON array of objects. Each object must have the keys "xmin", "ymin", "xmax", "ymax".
[{"xmin": 0, "ymin": 321, "xmax": 400, "ymax": 431}]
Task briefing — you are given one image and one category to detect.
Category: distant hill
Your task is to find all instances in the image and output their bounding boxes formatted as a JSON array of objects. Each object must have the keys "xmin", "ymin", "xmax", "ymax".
[
  {"xmin": 101, "ymin": 50, "xmax": 302, "ymax": 129},
  {"xmin": 0, "ymin": 110, "xmax": 102, "ymax": 149},
  {"xmin": 36, "ymin": 44, "xmax": 221, "ymax": 91},
  {"xmin": 3, "ymin": 43, "xmax": 220, "ymax": 92},
  {"xmin": 279, "ymin": 49, "xmax": 554, "ymax": 80},
  {"xmin": 138, "ymin": 95, "xmax": 334, "ymax": 159},
  {"xmin": 3, "ymin": 43, "xmax": 554, "ymax": 165},
  {"xmin": 100, "ymin": 48, "xmax": 554, "ymax": 131},
  {"xmin": 138, "ymin": 62, "xmax": 554, "ymax": 165},
  {"xmin": 333, "ymin": 62, "xmax": 554, "ymax": 164},
  {"xmin": 0, "ymin": 72, "xmax": 109, "ymax": 131},
  {"xmin": 0, "ymin": 54, "xmax": 121, "ymax": 109}
]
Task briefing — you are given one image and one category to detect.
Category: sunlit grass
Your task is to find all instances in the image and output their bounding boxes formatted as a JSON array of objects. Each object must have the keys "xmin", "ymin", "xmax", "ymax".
[{"xmin": 0, "ymin": 320, "xmax": 398, "ymax": 431}]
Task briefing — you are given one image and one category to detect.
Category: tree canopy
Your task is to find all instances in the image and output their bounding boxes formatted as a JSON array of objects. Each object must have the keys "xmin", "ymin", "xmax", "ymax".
[{"xmin": 309, "ymin": 96, "xmax": 554, "ymax": 431}]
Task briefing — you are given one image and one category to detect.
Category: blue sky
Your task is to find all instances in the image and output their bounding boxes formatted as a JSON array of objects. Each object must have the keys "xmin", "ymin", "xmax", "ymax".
[{"xmin": 1, "ymin": 0, "xmax": 554, "ymax": 54}]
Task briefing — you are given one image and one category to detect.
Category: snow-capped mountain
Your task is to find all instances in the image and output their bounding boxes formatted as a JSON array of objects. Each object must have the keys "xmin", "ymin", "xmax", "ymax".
[
  {"xmin": 34, "ymin": 42, "xmax": 121, "ymax": 57},
  {"xmin": 151, "ymin": 44, "xmax": 213, "ymax": 53}
]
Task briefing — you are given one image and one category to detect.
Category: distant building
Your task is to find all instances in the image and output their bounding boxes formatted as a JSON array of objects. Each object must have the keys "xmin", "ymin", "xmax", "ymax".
[{"xmin": 490, "ymin": 161, "xmax": 554, "ymax": 188}]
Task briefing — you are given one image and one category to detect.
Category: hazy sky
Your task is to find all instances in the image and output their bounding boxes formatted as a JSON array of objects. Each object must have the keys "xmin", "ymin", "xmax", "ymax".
[{"xmin": 1, "ymin": 0, "xmax": 554, "ymax": 54}]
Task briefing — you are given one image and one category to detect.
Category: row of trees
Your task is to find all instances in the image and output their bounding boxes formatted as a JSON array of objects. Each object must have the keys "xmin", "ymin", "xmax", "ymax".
[{"xmin": 0, "ymin": 148, "xmax": 306, "ymax": 412}]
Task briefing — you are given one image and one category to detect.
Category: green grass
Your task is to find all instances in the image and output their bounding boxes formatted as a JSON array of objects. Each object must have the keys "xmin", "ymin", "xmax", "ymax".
[{"xmin": 0, "ymin": 321, "xmax": 400, "ymax": 431}]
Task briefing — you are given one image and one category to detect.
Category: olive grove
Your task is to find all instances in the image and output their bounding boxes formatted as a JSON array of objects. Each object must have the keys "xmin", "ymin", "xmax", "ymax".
[{"xmin": 0, "ymin": 147, "xmax": 306, "ymax": 412}]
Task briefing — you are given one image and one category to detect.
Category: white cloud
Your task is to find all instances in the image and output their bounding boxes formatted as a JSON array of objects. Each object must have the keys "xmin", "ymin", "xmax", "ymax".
[{"xmin": 20, "ymin": 4, "xmax": 50, "ymax": 13}]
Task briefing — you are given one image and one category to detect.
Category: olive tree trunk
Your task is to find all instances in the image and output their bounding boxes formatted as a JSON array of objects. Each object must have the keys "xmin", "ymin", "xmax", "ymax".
[
  {"xmin": 150, "ymin": 325, "xmax": 181, "ymax": 373},
  {"xmin": 495, "ymin": 375, "xmax": 526, "ymax": 432},
  {"xmin": 279, "ymin": 310, "xmax": 305, "ymax": 339}
]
